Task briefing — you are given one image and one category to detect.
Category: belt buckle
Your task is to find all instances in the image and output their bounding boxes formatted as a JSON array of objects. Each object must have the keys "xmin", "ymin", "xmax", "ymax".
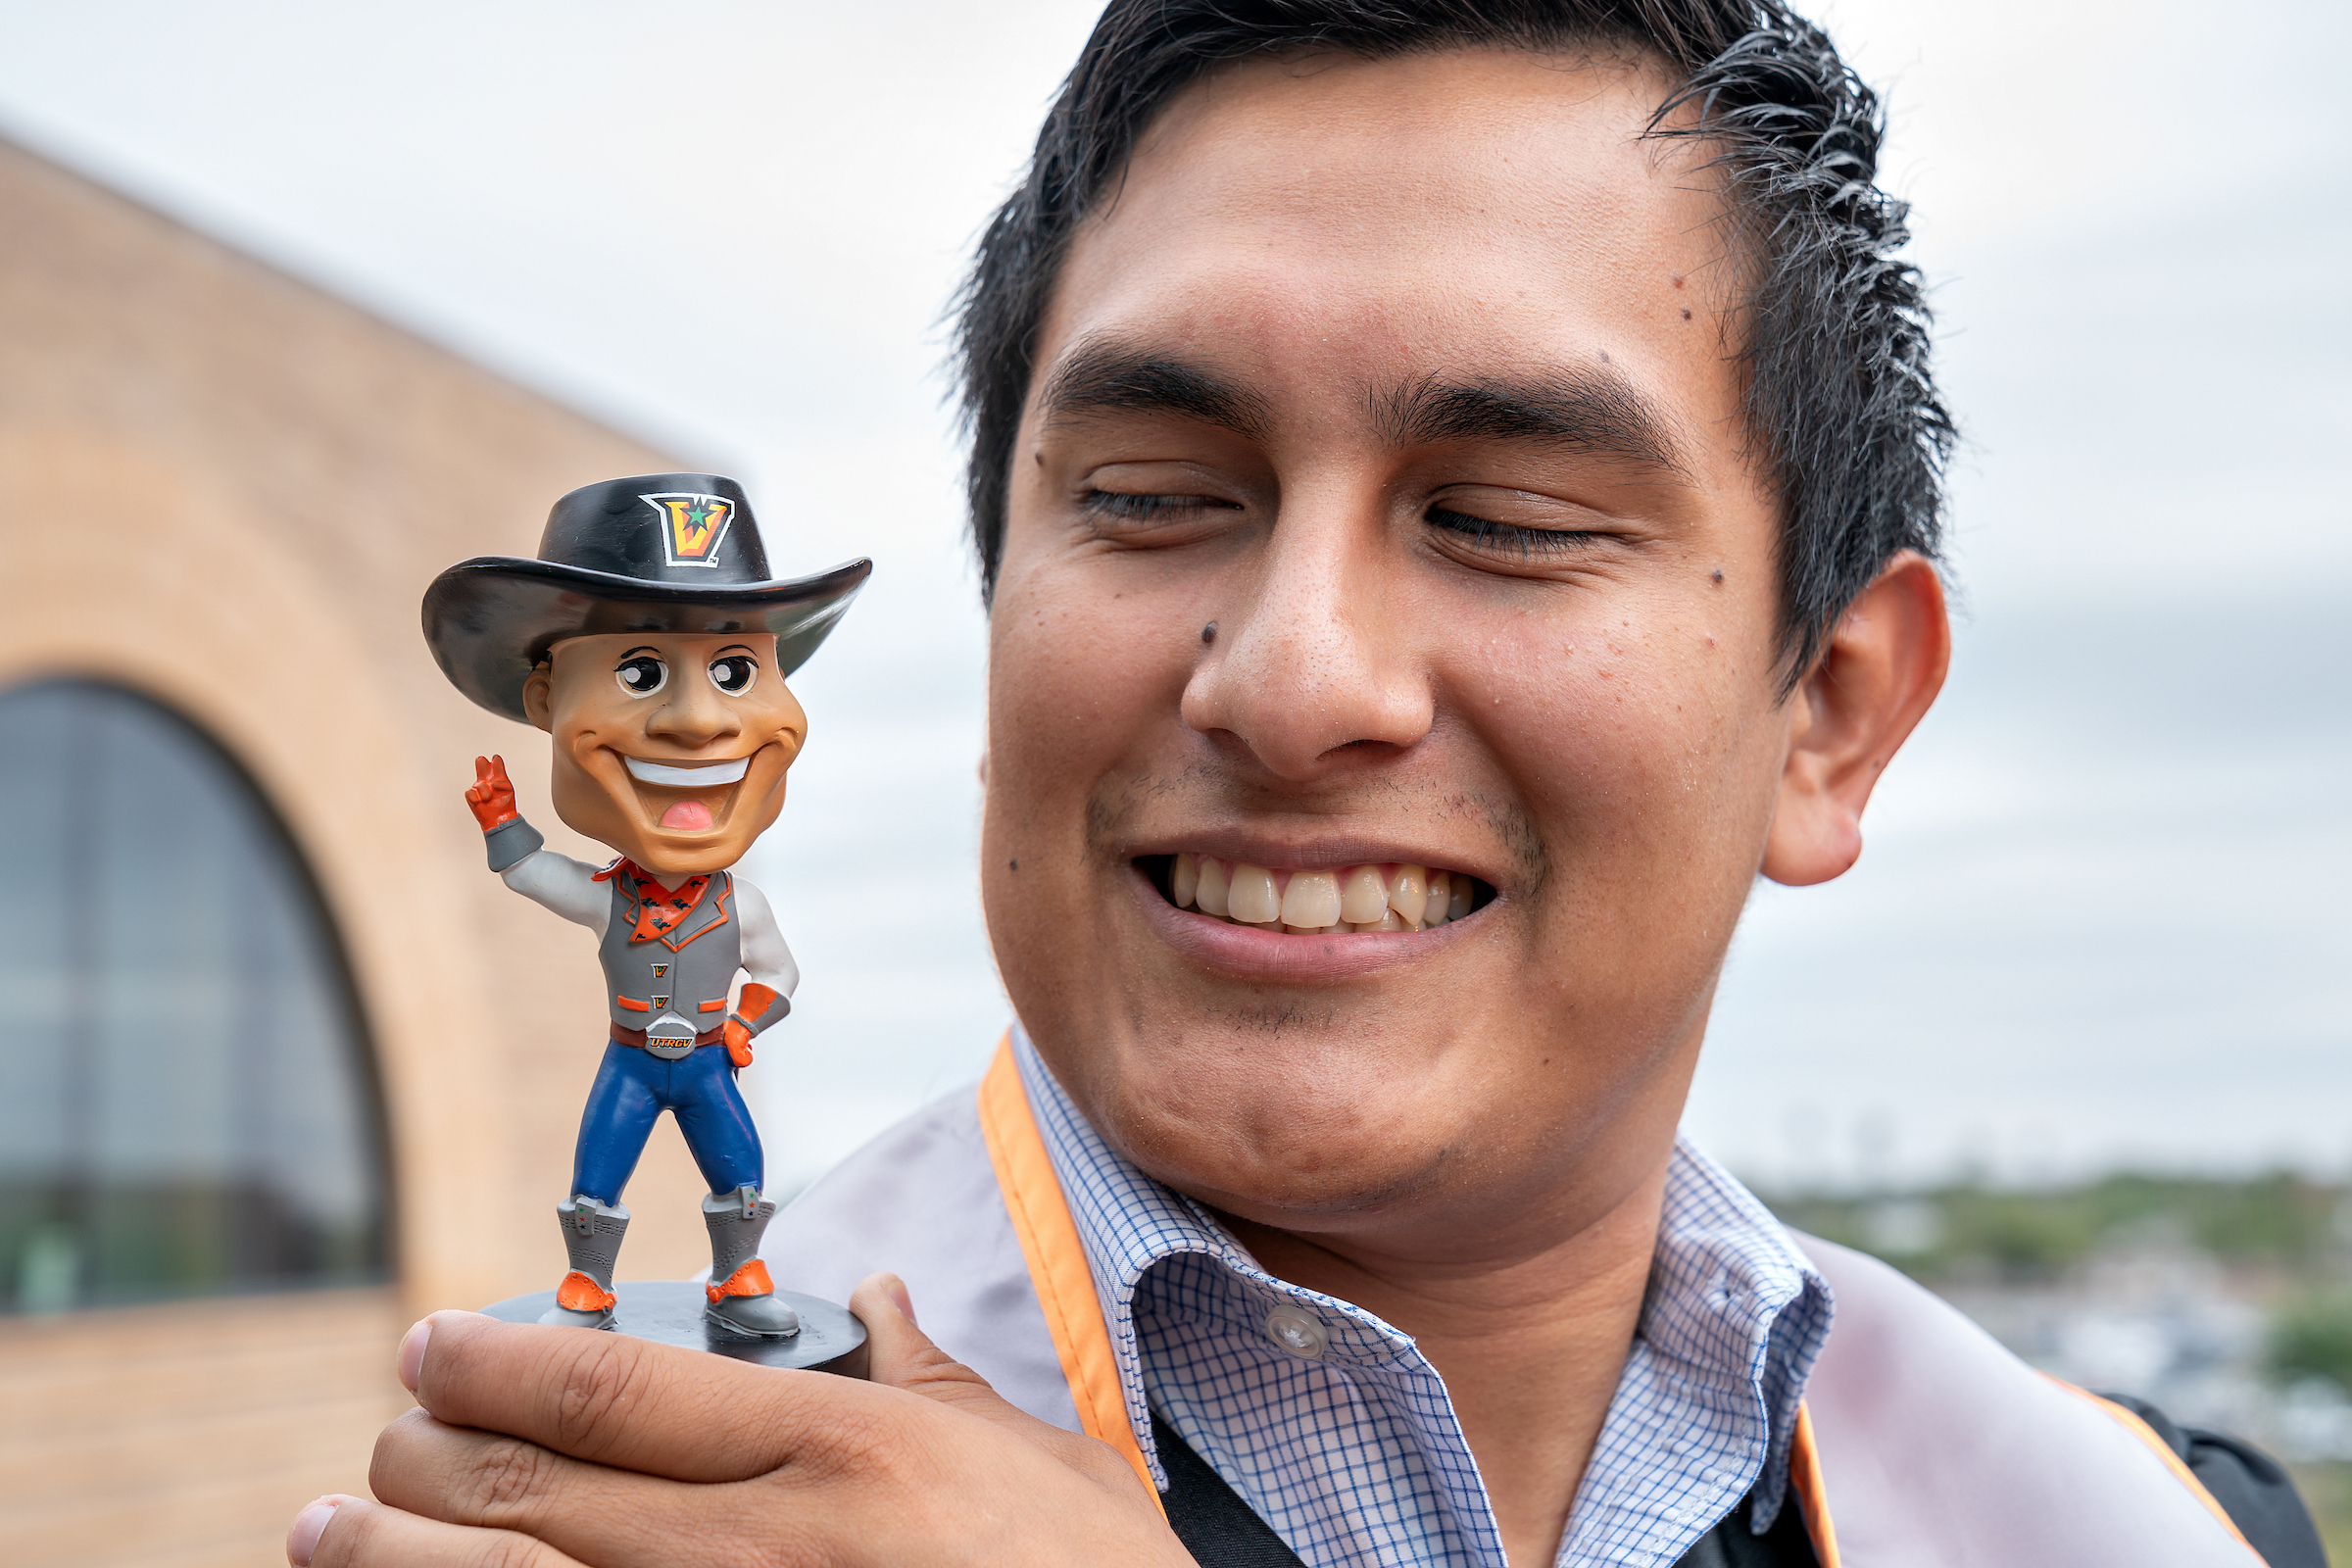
[{"xmin": 644, "ymin": 1018, "xmax": 696, "ymax": 1060}]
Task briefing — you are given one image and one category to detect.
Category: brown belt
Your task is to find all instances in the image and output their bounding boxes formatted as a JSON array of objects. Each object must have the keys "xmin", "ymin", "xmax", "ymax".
[{"xmin": 610, "ymin": 1022, "xmax": 726, "ymax": 1050}]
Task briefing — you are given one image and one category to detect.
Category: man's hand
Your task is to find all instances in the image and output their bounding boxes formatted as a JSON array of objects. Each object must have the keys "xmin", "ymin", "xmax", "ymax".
[
  {"xmin": 286, "ymin": 1275, "xmax": 1192, "ymax": 1568},
  {"xmin": 465, "ymin": 755, "xmax": 519, "ymax": 832}
]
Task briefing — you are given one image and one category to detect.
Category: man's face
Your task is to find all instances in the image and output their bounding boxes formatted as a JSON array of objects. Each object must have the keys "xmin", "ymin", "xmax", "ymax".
[
  {"xmin": 982, "ymin": 48, "xmax": 1804, "ymax": 1255},
  {"xmin": 523, "ymin": 631, "xmax": 806, "ymax": 878}
]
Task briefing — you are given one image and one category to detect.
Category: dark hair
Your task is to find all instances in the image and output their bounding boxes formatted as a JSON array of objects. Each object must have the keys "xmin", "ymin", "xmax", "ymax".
[{"xmin": 955, "ymin": 0, "xmax": 1951, "ymax": 687}]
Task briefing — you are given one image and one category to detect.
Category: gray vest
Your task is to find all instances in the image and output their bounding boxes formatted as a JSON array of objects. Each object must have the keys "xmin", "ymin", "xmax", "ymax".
[{"xmin": 601, "ymin": 869, "xmax": 742, "ymax": 1054}]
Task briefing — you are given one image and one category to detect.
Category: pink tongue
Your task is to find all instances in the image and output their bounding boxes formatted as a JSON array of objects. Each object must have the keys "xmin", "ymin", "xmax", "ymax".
[{"xmin": 659, "ymin": 800, "xmax": 713, "ymax": 831}]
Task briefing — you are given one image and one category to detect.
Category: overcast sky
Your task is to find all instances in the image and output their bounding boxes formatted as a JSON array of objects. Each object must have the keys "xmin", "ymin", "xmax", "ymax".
[{"xmin": 1, "ymin": 0, "xmax": 2342, "ymax": 1191}]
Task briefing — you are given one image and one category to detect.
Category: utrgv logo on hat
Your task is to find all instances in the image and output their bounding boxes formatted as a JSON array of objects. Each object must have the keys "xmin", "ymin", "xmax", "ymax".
[{"xmin": 641, "ymin": 492, "xmax": 737, "ymax": 568}]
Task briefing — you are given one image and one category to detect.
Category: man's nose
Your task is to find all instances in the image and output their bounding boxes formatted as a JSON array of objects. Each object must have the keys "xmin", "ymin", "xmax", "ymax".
[
  {"xmin": 1179, "ymin": 499, "xmax": 1434, "ymax": 780},
  {"xmin": 644, "ymin": 669, "xmax": 741, "ymax": 747}
]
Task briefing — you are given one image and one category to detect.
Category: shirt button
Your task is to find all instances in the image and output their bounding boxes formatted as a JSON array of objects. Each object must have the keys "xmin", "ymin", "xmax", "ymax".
[{"xmin": 1264, "ymin": 1307, "xmax": 1329, "ymax": 1358}]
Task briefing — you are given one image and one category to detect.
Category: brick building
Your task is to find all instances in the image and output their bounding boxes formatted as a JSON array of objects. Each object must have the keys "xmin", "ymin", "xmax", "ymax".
[{"xmin": 0, "ymin": 134, "xmax": 739, "ymax": 1567}]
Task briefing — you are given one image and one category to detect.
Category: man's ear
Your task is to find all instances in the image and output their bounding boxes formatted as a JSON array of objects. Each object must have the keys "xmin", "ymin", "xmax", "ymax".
[
  {"xmin": 1761, "ymin": 552, "xmax": 1950, "ymax": 887},
  {"xmin": 520, "ymin": 662, "xmax": 555, "ymax": 733}
]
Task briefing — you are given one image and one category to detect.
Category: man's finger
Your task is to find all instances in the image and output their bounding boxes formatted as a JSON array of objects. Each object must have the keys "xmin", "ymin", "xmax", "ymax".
[
  {"xmin": 298, "ymin": 1493, "xmax": 588, "ymax": 1568},
  {"xmin": 368, "ymin": 1407, "xmax": 720, "ymax": 1568},
  {"xmin": 408, "ymin": 1309, "xmax": 903, "ymax": 1481}
]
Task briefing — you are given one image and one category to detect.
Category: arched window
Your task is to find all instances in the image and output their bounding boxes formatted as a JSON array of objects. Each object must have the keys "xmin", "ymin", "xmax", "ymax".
[{"xmin": 0, "ymin": 680, "xmax": 389, "ymax": 1312}]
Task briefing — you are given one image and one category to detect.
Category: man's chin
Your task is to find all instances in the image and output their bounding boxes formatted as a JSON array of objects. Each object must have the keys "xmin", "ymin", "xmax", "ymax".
[{"xmin": 1066, "ymin": 1040, "xmax": 1465, "ymax": 1215}]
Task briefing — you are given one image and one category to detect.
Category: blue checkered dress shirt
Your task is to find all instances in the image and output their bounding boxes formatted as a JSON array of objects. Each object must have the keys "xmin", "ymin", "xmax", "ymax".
[{"xmin": 1010, "ymin": 1029, "xmax": 1835, "ymax": 1568}]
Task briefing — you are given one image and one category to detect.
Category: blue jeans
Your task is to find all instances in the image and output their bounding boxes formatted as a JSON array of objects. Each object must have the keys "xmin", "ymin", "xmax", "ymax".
[{"xmin": 569, "ymin": 1041, "xmax": 762, "ymax": 1204}]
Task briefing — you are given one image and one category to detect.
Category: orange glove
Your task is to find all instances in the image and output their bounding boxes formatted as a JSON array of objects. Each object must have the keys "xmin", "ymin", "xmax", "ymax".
[
  {"xmin": 723, "ymin": 984, "xmax": 783, "ymax": 1069},
  {"xmin": 466, "ymin": 755, "xmax": 519, "ymax": 831}
]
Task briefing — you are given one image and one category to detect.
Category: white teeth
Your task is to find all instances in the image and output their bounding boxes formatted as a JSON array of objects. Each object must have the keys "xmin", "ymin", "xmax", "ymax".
[
  {"xmin": 1227, "ymin": 864, "xmax": 1281, "ymax": 924},
  {"xmin": 625, "ymin": 756, "xmax": 748, "ymax": 787},
  {"xmin": 1339, "ymin": 864, "xmax": 1389, "ymax": 925},
  {"xmin": 1389, "ymin": 864, "xmax": 1429, "ymax": 926},
  {"xmin": 1196, "ymin": 857, "xmax": 1232, "ymax": 918},
  {"xmin": 1280, "ymin": 869, "xmax": 1342, "ymax": 929},
  {"xmin": 1169, "ymin": 855, "xmax": 1475, "ymax": 932}
]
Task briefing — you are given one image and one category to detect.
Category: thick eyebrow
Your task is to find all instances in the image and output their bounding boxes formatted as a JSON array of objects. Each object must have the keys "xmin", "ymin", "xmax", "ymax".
[
  {"xmin": 1037, "ymin": 336, "xmax": 1273, "ymax": 441},
  {"xmin": 1376, "ymin": 370, "xmax": 1693, "ymax": 481},
  {"xmin": 614, "ymin": 645, "xmax": 661, "ymax": 662}
]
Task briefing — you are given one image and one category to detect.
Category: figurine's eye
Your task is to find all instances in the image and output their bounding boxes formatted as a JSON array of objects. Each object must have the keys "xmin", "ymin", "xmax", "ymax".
[
  {"xmin": 614, "ymin": 656, "xmax": 667, "ymax": 696},
  {"xmin": 708, "ymin": 655, "xmax": 759, "ymax": 696}
]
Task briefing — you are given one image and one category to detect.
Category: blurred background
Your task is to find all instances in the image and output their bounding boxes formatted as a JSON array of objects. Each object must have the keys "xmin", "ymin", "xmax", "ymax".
[{"xmin": 0, "ymin": 0, "xmax": 2343, "ymax": 1561}]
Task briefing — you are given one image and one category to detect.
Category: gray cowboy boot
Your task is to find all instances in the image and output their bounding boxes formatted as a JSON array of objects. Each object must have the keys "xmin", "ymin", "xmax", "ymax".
[
  {"xmin": 702, "ymin": 1185, "xmax": 799, "ymax": 1338},
  {"xmin": 540, "ymin": 1195, "xmax": 629, "ymax": 1329}
]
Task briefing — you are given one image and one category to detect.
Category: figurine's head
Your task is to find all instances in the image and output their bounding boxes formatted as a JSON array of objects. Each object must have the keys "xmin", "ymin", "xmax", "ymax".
[
  {"xmin": 422, "ymin": 472, "xmax": 870, "ymax": 874},
  {"xmin": 523, "ymin": 630, "xmax": 806, "ymax": 878}
]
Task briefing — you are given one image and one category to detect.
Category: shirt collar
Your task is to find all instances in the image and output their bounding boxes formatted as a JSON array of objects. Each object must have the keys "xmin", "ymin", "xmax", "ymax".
[{"xmin": 1009, "ymin": 1025, "xmax": 1834, "ymax": 1553}]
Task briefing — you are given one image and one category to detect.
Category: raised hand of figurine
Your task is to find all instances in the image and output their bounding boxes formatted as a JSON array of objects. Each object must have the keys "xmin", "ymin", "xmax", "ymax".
[
  {"xmin": 285, "ymin": 1275, "xmax": 1194, "ymax": 1568},
  {"xmin": 464, "ymin": 755, "xmax": 519, "ymax": 832}
]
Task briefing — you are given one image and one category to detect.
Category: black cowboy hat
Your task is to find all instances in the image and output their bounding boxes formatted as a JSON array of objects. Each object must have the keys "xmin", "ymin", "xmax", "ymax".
[{"xmin": 422, "ymin": 473, "xmax": 871, "ymax": 723}]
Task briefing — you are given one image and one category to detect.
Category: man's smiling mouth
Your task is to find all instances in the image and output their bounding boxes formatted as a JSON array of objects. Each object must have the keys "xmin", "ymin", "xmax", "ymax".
[
  {"xmin": 624, "ymin": 757, "xmax": 750, "ymax": 787},
  {"xmin": 1143, "ymin": 854, "xmax": 1488, "ymax": 933}
]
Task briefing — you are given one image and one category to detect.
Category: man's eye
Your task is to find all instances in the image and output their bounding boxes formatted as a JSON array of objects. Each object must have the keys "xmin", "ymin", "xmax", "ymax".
[
  {"xmin": 614, "ymin": 656, "xmax": 667, "ymax": 696},
  {"xmin": 1425, "ymin": 506, "xmax": 1601, "ymax": 557},
  {"xmin": 1081, "ymin": 491, "xmax": 1219, "ymax": 521},
  {"xmin": 708, "ymin": 656, "xmax": 759, "ymax": 696}
]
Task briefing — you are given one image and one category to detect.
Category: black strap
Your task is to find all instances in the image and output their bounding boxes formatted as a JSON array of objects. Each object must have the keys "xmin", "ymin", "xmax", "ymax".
[
  {"xmin": 1669, "ymin": 1491, "xmax": 1821, "ymax": 1568},
  {"xmin": 2096, "ymin": 1393, "xmax": 2327, "ymax": 1568},
  {"xmin": 1156, "ymin": 1415, "xmax": 1307, "ymax": 1568},
  {"xmin": 1153, "ymin": 1414, "xmax": 1818, "ymax": 1568}
]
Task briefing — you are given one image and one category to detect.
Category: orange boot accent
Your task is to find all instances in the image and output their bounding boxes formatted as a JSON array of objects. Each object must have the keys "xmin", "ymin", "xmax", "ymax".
[
  {"xmin": 706, "ymin": 1258, "xmax": 774, "ymax": 1303},
  {"xmin": 556, "ymin": 1270, "xmax": 616, "ymax": 1312}
]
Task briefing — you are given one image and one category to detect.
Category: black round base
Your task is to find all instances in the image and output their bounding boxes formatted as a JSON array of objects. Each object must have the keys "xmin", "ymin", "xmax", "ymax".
[{"xmin": 480, "ymin": 1281, "xmax": 867, "ymax": 1375}]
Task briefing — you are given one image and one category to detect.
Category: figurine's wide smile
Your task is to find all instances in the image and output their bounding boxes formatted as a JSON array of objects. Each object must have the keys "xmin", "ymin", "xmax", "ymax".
[
  {"xmin": 612, "ymin": 749, "xmax": 765, "ymax": 835},
  {"xmin": 624, "ymin": 756, "xmax": 750, "ymax": 787}
]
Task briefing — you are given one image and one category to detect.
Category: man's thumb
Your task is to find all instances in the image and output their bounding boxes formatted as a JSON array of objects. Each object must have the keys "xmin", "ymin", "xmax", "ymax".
[
  {"xmin": 847, "ymin": 1272, "xmax": 1169, "ymax": 1505},
  {"xmin": 848, "ymin": 1272, "xmax": 1048, "ymax": 1433}
]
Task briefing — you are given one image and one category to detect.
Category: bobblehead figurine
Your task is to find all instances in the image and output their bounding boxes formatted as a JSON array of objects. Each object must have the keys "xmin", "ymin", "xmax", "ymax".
[{"xmin": 422, "ymin": 473, "xmax": 868, "ymax": 1345}]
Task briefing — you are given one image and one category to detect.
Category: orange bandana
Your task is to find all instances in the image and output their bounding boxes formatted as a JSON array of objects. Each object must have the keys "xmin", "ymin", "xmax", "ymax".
[{"xmin": 594, "ymin": 858, "xmax": 712, "ymax": 945}]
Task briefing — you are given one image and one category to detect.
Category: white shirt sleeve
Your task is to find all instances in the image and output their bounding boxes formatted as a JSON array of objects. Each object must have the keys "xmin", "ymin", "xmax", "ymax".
[
  {"xmin": 498, "ymin": 850, "xmax": 611, "ymax": 938},
  {"xmin": 732, "ymin": 877, "xmax": 800, "ymax": 998}
]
